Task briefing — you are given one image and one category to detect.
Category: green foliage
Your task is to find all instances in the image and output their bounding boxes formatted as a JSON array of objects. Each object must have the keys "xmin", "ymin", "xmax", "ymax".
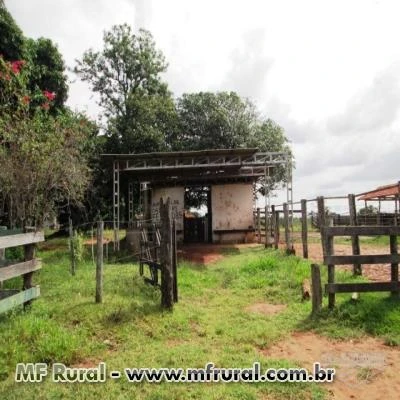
[
  {"xmin": 75, "ymin": 24, "xmax": 169, "ymax": 121},
  {"xmin": 174, "ymin": 91, "xmax": 292, "ymax": 198},
  {"xmin": 26, "ymin": 37, "xmax": 68, "ymax": 111},
  {"xmin": 0, "ymin": 106, "xmax": 94, "ymax": 227},
  {"xmin": 0, "ymin": 4, "xmax": 26, "ymax": 61},
  {"xmin": 358, "ymin": 205, "xmax": 378, "ymax": 216},
  {"xmin": 70, "ymin": 231, "xmax": 84, "ymax": 263},
  {"xmin": 4, "ymin": 245, "xmax": 23, "ymax": 261}
]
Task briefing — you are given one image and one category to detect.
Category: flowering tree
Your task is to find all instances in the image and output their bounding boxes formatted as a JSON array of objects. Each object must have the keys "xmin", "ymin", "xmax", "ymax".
[{"xmin": 0, "ymin": 54, "xmax": 93, "ymax": 228}]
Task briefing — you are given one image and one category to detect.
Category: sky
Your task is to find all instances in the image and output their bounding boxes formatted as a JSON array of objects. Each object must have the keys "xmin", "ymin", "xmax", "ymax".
[{"xmin": 6, "ymin": 0, "xmax": 400, "ymax": 211}]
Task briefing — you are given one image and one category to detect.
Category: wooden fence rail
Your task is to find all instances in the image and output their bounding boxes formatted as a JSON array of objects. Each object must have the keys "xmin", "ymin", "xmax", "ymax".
[
  {"xmin": 318, "ymin": 196, "xmax": 400, "ymax": 308},
  {"xmin": 0, "ymin": 230, "xmax": 44, "ymax": 314}
]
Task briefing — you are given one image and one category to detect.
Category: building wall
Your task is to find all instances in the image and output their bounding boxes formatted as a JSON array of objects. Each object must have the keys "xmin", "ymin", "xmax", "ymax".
[
  {"xmin": 211, "ymin": 183, "xmax": 254, "ymax": 243},
  {"xmin": 151, "ymin": 186, "xmax": 185, "ymax": 241}
]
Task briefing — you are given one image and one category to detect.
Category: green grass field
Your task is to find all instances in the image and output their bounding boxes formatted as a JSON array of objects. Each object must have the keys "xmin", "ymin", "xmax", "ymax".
[{"xmin": 1, "ymin": 236, "xmax": 400, "ymax": 399}]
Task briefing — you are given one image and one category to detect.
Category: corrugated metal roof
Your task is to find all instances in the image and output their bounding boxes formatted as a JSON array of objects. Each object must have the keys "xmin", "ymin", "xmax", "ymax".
[{"xmin": 358, "ymin": 182, "xmax": 400, "ymax": 200}]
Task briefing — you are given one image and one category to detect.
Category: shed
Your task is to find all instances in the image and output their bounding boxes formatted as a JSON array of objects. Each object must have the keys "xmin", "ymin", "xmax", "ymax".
[{"xmin": 102, "ymin": 148, "xmax": 291, "ymax": 248}]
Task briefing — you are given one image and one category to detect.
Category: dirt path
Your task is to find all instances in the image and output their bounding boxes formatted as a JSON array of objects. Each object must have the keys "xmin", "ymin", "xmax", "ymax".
[
  {"xmin": 178, "ymin": 243, "xmax": 260, "ymax": 265},
  {"xmin": 263, "ymin": 332, "xmax": 400, "ymax": 400}
]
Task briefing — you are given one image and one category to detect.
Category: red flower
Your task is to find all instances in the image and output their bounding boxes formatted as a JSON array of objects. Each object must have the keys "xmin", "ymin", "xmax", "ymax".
[
  {"xmin": 22, "ymin": 95, "xmax": 30, "ymax": 104},
  {"xmin": 43, "ymin": 90, "xmax": 56, "ymax": 101},
  {"xmin": 11, "ymin": 60, "xmax": 25, "ymax": 74}
]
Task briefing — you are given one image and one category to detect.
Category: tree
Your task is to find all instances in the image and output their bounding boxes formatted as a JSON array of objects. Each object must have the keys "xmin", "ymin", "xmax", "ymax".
[
  {"xmin": 75, "ymin": 24, "xmax": 170, "ymax": 123},
  {"xmin": 75, "ymin": 24, "xmax": 178, "ymax": 219},
  {"xmin": 173, "ymin": 92, "xmax": 257, "ymax": 151},
  {"xmin": 358, "ymin": 205, "xmax": 378, "ymax": 216},
  {"xmin": 0, "ymin": 33, "xmax": 95, "ymax": 228},
  {"xmin": 175, "ymin": 91, "xmax": 292, "ymax": 195},
  {"xmin": 26, "ymin": 38, "xmax": 69, "ymax": 111},
  {"xmin": 0, "ymin": 3, "xmax": 26, "ymax": 61}
]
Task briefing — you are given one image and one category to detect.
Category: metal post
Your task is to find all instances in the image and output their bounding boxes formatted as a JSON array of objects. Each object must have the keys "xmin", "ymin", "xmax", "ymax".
[
  {"xmin": 113, "ymin": 160, "xmax": 120, "ymax": 251},
  {"xmin": 286, "ymin": 155, "xmax": 294, "ymax": 252},
  {"xmin": 128, "ymin": 182, "xmax": 134, "ymax": 227},
  {"xmin": 96, "ymin": 221, "xmax": 104, "ymax": 303}
]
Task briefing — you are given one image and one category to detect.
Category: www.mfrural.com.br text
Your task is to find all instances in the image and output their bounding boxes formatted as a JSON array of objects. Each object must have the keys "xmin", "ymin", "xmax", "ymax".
[{"xmin": 15, "ymin": 362, "xmax": 335, "ymax": 384}]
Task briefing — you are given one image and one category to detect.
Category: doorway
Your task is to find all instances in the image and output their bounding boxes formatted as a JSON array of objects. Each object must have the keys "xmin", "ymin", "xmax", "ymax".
[{"xmin": 183, "ymin": 186, "xmax": 212, "ymax": 243}]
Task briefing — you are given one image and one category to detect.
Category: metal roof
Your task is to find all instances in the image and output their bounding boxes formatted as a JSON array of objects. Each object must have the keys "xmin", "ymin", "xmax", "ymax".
[
  {"xmin": 102, "ymin": 148, "xmax": 290, "ymax": 185},
  {"xmin": 357, "ymin": 182, "xmax": 400, "ymax": 201}
]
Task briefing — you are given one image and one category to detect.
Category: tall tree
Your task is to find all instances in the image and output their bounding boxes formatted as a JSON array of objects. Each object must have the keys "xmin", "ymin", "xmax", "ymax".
[
  {"xmin": 26, "ymin": 38, "xmax": 69, "ymax": 111},
  {"xmin": 0, "ymin": 58, "xmax": 93, "ymax": 228},
  {"xmin": 173, "ymin": 92, "xmax": 257, "ymax": 151},
  {"xmin": 175, "ymin": 91, "xmax": 292, "ymax": 196},
  {"xmin": 75, "ymin": 24, "xmax": 178, "ymax": 218},
  {"xmin": 0, "ymin": 2, "xmax": 26, "ymax": 61}
]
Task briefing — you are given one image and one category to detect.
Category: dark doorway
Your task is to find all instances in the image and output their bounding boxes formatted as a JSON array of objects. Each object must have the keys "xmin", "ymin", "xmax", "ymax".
[{"xmin": 183, "ymin": 186, "xmax": 212, "ymax": 243}]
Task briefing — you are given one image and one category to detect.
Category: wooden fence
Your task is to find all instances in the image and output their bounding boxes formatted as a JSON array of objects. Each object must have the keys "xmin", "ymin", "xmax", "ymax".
[
  {"xmin": 138, "ymin": 198, "xmax": 178, "ymax": 310},
  {"xmin": 253, "ymin": 203, "xmax": 302, "ymax": 255},
  {"xmin": 309, "ymin": 195, "xmax": 400, "ymax": 312},
  {"xmin": 0, "ymin": 230, "xmax": 44, "ymax": 314}
]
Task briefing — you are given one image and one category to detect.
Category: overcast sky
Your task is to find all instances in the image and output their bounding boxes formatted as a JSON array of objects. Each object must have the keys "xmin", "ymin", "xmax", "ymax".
[{"xmin": 7, "ymin": 0, "xmax": 400, "ymax": 210}]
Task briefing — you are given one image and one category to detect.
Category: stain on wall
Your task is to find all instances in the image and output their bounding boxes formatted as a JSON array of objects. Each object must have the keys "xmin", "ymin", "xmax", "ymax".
[{"xmin": 211, "ymin": 183, "xmax": 254, "ymax": 242}]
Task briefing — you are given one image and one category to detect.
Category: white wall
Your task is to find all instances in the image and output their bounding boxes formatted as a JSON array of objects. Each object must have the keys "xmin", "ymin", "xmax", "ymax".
[
  {"xmin": 211, "ymin": 183, "xmax": 254, "ymax": 243},
  {"xmin": 151, "ymin": 186, "xmax": 185, "ymax": 235}
]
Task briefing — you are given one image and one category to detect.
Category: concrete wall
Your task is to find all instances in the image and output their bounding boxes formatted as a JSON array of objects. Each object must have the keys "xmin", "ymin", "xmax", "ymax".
[
  {"xmin": 151, "ymin": 186, "xmax": 185, "ymax": 241},
  {"xmin": 211, "ymin": 183, "xmax": 254, "ymax": 243}
]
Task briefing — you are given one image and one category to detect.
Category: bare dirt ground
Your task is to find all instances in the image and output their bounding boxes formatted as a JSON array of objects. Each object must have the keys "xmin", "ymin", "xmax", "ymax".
[
  {"xmin": 263, "ymin": 331, "xmax": 400, "ymax": 400},
  {"xmin": 178, "ymin": 243, "xmax": 260, "ymax": 265}
]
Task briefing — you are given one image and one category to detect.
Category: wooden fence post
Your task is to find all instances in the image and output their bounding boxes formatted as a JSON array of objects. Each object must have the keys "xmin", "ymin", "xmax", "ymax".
[
  {"xmin": 301, "ymin": 199, "xmax": 308, "ymax": 259},
  {"xmin": 23, "ymin": 227, "xmax": 35, "ymax": 308},
  {"xmin": 96, "ymin": 221, "xmax": 104, "ymax": 303},
  {"xmin": 283, "ymin": 203, "xmax": 290, "ymax": 252},
  {"xmin": 172, "ymin": 219, "xmax": 178, "ymax": 302},
  {"xmin": 264, "ymin": 205, "xmax": 270, "ymax": 248},
  {"xmin": 311, "ymin": 264, "xmax": 322, "ymax": 315},
  {"xmin": 348, "ymin": 194, "xmax": 361, "ymax": 275},
  {"xmin": 390, "ymin": 235, "xmax": 399, "ymax": 297},
  {"xmin": 317, "ymin": 196, "xmax": 335, "ymax": 308},
  {"xmin": 257, "ymin": 208, "xmax": 261, "ymax": 244},
  {"xmin": 274, "ymin": 209, "xmax": 280, "ymax": 249},
  {"xmin": 69, "ymin": 218, "xmax": 76, "ymax": 276},
  {"xmin": 160, "ymin": 198, "xmax": 174, "ymax": 310}
]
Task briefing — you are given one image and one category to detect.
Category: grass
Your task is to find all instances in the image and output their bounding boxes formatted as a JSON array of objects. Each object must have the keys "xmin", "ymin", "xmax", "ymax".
[{"xmin": 0, "ymin": 235, "xmax": 399, "ymax": 399}]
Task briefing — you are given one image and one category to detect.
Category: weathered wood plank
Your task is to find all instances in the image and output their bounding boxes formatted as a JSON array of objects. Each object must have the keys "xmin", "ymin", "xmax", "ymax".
[
  {"xmin": 311, "ymin": 264, "xmax": 322, "ymax": 314},
  {"xmin": 283, "ymin": 203, "xmax": 289, "ymax": 252},
  {"xmin": 326, "ymin": 282, "xmax": 400, "ymax": 293},
  {"xmin": 322, "ymin": 226, "xmax": 400, "ymax": 237},
  {"xmin": 390, "ymin": 235, "xmax": 399, "ymax": 296},
  {"xmin": 0, "ymin": 259, "xmax": 41, "ymax": 282},
  {"xmin": 274, "ymin": 208, "xmax": 279, "ymax": 249},
  {"xmin": 160, "ymin": 198, "xmax": 174, "ymax": 310},
  {"xmin": 324, "ymin": 254, "xmax": 400, "ymax": 265},
  {"xmin": 0, "ymin": 231, "xmax": 44, "ymax": 249},
  {"xmin": 257, "ymin": 208, "xmax": 261, "ymax": 244},
  {"xmin": 0, "ymin": 286, "xmax": 40, "ymax": 314},
  {"xmin": 301, "ymin": 199, "xmax": 308, "ymax": 259},
  {"xmin": 348, "ymin": 194, "xmax": 361, "ymax": 275}
]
